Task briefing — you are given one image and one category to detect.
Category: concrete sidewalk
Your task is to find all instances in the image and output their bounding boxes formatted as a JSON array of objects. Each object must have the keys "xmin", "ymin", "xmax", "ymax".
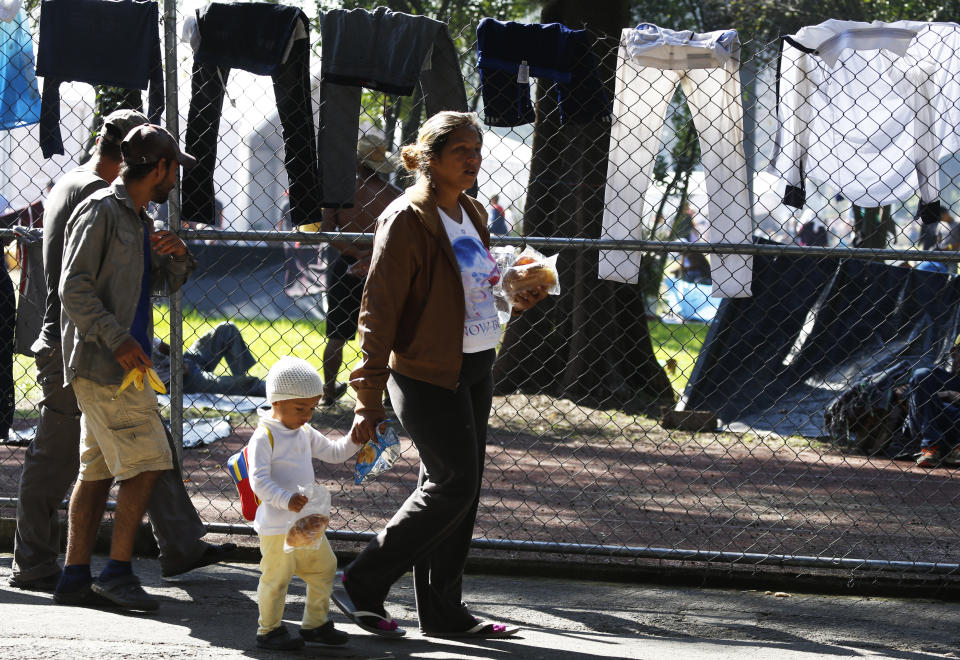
[{"xmin": 1, "ymin": 553, "xmax": 958, "ymax": 659}]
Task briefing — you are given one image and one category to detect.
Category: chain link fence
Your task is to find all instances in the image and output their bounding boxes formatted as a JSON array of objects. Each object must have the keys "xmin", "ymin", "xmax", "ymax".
[{"xmin": 1, "ymin": 4, "xmax": 959, "ymax": 587}]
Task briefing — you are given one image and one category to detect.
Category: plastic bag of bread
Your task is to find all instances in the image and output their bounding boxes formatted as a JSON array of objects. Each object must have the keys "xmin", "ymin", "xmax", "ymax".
[
  {"xmin": 493, "ymin": 246, "xmax": 560, "ymax": 321},
  {"xmin": 283, "ymin": 484, "xmax": 332, "ymax": 553}
]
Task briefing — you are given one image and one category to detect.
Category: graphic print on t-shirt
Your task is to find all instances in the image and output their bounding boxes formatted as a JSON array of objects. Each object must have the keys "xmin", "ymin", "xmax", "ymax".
[
  {"xmin": 452, "ymin": 234, "xmax": 500, "ymax": 323},
  {"xmin": 439, "ymin": 205, "xmax": 502, "ymax": 353}
]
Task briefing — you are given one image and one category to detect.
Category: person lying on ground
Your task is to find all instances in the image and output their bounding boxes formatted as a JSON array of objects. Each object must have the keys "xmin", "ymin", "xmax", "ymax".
[{"xmin": 151, "ymin": 321, "xmax": 265, "ymax": 397}]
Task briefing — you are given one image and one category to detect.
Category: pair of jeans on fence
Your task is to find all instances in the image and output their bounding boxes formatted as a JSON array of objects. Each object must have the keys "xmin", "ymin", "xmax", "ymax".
[
  {"xmin": 182, "ymin": 5, "xmax": 320, "ymax": 226},
  {"xmin": 317, "ymin": 7, "xmax": 467, "ymax": 209},
  {"xmin": 599, "ymin": 25, "xmax": 753, "ymax": 300}
]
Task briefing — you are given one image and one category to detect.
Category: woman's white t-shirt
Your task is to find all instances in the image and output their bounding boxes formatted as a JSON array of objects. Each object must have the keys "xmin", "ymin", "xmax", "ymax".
[{"xmin": 438, "ymin": 205, "xmax": 502, "ymax": 353}]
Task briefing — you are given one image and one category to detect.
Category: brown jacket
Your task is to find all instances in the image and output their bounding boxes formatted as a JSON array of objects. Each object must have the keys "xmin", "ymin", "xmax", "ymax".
[{"xmin": 349, "ymin": 177, "xmax": 490, "ymax": 418}]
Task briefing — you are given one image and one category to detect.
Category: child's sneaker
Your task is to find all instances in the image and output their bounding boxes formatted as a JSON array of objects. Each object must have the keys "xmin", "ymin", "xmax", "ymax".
[
  {"xmin": 916, "ymin": 446, "xmax": 942, "ymax": 468},
  {"xmin": 256, "ymin": 624, "xmax": 304, "ymax": 650},
  {"xmin": 301, "ymin": 620, "xmax": 349, "ymax": 646}
]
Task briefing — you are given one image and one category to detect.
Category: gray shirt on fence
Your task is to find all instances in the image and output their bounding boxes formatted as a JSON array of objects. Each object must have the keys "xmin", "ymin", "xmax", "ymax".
[{"xmin": 59, "ymin": 182, "xmax": 194, "ymax": 386}]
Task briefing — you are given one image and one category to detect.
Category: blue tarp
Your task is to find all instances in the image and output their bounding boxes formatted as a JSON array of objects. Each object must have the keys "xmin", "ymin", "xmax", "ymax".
[
  {"xmin": 681, "ymin": 256, "xmax": 960, "ymax": 438},
  {"xmin": 663, "ymin": 275, "xmax": 721, "ymax": 323},
  {"xmin": 0, "ymin": 10, "xmax": 41, "ymax": 130}
]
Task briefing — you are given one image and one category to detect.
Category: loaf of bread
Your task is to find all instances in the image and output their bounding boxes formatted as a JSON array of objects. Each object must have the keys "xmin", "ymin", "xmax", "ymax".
[
  {"xmin": 285, "ymin": 514, "xmax": 330, "ymax": 548},
  {"xmin": 502, "ymin": 262, "xmax": 557, "ymax": 298}
]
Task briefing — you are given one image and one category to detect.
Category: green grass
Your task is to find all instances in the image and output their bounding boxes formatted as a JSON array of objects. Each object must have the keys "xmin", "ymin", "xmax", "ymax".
[
  {"xmin": 14, "ymin": 309, "xmax": 708, "ymax": 411},
  {"xmin": 648, "ymin": 319, "xmax": 709, "ymax": 393},
  {"xmin": 13, "ymin": 307, "xmax": 365, "ymax": 410},
  {"xmin": 154, "ymin": 307, "xmax": 364, "ymax": 382}
]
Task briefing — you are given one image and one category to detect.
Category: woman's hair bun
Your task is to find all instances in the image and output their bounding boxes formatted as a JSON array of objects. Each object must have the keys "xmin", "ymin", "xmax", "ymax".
[{"xmin": 400, "ymin": 144, "xmax": 421, "ymax": 172}]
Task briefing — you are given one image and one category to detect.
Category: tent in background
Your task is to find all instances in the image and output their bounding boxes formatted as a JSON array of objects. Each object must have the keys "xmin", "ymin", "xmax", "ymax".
[{"xmin": 680, "ymin": 256, "xmax": 960, "ymax": 438}]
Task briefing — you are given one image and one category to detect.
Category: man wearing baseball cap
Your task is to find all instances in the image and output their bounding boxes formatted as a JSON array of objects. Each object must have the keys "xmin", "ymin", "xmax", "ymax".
[
  {"xmin": 13, "ymin": 112, "xmax": 235, "ymax": 605},
  {"xmin": 54, "ymin": 123, "xmax": 215, "ymax": 611}
]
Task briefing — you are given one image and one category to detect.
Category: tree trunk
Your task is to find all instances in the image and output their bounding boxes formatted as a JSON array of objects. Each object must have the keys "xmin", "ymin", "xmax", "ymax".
[{"xmin": 492, "ymin": 0, "xmax": 675, "ymax": 414}]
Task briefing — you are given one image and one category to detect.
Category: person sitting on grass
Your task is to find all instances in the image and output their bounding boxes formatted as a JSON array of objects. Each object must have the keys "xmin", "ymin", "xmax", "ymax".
[
  {"xmin": 906, "ymin": 344, "xmax": 960, "ymax": 468},
  {"xmin": 248, "ymin": 356, "xmax": 362, "ymax": 650}
]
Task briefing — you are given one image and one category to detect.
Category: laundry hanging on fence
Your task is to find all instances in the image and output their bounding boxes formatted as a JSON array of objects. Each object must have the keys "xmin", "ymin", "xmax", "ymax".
[
  {"xmin": 317, "ymin": 6, "xmax": 467, "ymax": 209},
  {"xmin": 0, "ymin": 226, "xmax": 14, "ymax": 444},
  {"xmin": 772, "ymin": 20, "xmax": 960, "ymax": 220},
  {"xmin": 14, "ymin": 228, "xmax": 43, "ymax": 356},
  {"xmin": 181, "ymin": 2, "xmax": 321, "ymax": 227},
  {"xmin": 34, "ymin": 0, "xmax": 163, "ymax": 157},
  {"xmin": 599, "ymin": 24, "xmax": 753, "ymax": 299},
  {"xmin": 475, "ymin": 18, "xmax": 610, "ymax": 127},
  {"xmin": 0, "ymin": 201, "xmax": 45, "ymax": 356},
  {"xmin": 0, "ymin": 0, "xmax": 22, "ymax": 22},
  {"xmin": 0, "ymin": 9, "xmax": 40, "ymax": 130}
]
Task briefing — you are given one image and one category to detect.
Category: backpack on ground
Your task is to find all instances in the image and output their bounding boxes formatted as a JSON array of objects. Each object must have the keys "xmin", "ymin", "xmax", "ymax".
[{"xmin": 824, "ymin": 360, "xmax": 912, "ymax": 457}]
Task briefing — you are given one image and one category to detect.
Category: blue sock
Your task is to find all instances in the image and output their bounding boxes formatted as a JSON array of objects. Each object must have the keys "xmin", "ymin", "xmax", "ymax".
[
  {"xmin": 99, "ymin": 559, "xmax": 132, "ymax": 582},
  {"xmin": 55, "ymin": 564, "xmax": 91, "ymax": 593}
]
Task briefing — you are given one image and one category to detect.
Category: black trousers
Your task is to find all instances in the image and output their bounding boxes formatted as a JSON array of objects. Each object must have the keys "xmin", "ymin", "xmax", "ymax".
[
  {"xmin": 344, "ymin": 349, "xmax": 496, "ymax": 631},
  {"xmin": 182, "ymin": 37, "xmax": 321, "ymax": 226}
]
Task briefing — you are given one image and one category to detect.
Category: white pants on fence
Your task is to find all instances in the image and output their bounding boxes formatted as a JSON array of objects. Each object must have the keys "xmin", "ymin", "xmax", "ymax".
[{"xmin": 599, "ymin": 26, "xmax": 753, "ymax": 299}]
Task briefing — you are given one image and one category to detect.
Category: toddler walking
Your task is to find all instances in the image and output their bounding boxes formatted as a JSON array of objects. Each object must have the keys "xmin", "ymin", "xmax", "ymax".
[{"xmin": 249, "ymin": 356, "xmax": 361, "ymax": 650}]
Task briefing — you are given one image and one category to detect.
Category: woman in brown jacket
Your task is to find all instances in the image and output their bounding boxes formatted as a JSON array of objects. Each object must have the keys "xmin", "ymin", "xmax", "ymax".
[{"xmin": 331, "ymin": 111, "xmax": 547, "ymax": 639}]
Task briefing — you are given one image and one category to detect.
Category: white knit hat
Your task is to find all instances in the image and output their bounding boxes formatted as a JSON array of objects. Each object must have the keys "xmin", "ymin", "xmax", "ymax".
[{"xmin": 266, "ymin": 356, "xmax": 324, "ymax": 404}]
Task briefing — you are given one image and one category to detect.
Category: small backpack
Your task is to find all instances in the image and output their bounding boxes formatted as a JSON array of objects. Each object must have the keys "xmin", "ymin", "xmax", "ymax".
[{"xmin": 227, "ymin": 425, "xmax": 273, "ymax": 521}]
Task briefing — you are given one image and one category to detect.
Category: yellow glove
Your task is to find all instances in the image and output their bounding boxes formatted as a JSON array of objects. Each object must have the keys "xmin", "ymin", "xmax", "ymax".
[{"xmin": 113, "ymin": 368, "xmax": 166, "ymax": 399}]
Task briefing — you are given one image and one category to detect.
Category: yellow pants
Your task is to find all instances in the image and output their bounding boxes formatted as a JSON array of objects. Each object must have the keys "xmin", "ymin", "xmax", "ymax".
[{"xmin": 256, "ymin": 534, "xmax": 337, "ymax": 636}]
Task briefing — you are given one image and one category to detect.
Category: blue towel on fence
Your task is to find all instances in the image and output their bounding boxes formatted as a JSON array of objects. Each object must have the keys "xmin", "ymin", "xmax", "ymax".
[{"xmin": 0, "ymin": 9, "xmax": 41, "ymax": 130}]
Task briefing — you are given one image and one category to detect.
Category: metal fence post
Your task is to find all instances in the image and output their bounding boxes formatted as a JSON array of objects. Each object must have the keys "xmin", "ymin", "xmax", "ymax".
[{"xmin": 163, "ymin": 0, "xmax": 183, "ymax": 450}]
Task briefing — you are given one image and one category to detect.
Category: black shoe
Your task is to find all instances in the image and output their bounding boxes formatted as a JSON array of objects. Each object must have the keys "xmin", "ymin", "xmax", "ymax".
[
  {"xmin": 301, "ymin": 621, "xmax": 349, "ymax": 646},
  {"xmin": 9, "ymin": 572, "xmax": 60, "ymax": 592},
  {"xmin": 257, "ymin": 625, "xmax": 305, "ymax": 650},
  {"xmin": 161, "ymin": 542, "xmax": 238, "ymax": 578},
  {"xmin": 90, "ymin": 573, "xmax": 159, "ymax": 612},
  {"xmin": 53, "ymin": 583, "xmax": 118, "ymax": 609}
]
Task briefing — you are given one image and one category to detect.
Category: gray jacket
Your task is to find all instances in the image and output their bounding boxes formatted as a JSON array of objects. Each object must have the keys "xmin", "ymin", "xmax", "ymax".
[{"xmin": 59, "ymin": 182, "xmax": 195, "ymax": 385}]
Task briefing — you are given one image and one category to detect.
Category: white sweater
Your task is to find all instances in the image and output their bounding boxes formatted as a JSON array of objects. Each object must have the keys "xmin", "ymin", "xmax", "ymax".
[{"xmin": 248, "ymin": 414, "xmax": 358, "ymax": 535}]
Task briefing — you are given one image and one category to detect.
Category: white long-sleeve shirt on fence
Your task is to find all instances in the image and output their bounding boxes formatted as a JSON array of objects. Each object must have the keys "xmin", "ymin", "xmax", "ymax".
[
  {"xmin": 248, "ymin": 413, "xmax": 358, "ymax": 536},
  {"xmin": 599, "ymin": 24, "xmax": 754, "ymax": 299},
  {"xmin": 772, "ymin": 20, "xmax": 960, "ymax": 214}
]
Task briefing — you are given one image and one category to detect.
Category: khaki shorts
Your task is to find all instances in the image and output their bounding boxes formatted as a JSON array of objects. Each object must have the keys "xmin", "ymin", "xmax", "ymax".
[{"xmin": 73, "ymin": 376, "xmax": 173, "ymax": 482}]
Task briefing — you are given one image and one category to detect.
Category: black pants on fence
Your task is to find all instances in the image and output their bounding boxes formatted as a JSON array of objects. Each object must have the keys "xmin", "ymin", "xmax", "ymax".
[
  {"xmin": 182, "ymin": 37, "xmax": 321, "ymax": 226},
  {"xmin": 343, "ymin": 349, "xmax": 495, "ymax": 632}
]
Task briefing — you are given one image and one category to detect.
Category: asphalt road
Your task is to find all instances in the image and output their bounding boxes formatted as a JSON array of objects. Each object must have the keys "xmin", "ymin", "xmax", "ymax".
[{"xmin": 1, "ymin": 554, "xmax": 959, "ymax": 659}]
